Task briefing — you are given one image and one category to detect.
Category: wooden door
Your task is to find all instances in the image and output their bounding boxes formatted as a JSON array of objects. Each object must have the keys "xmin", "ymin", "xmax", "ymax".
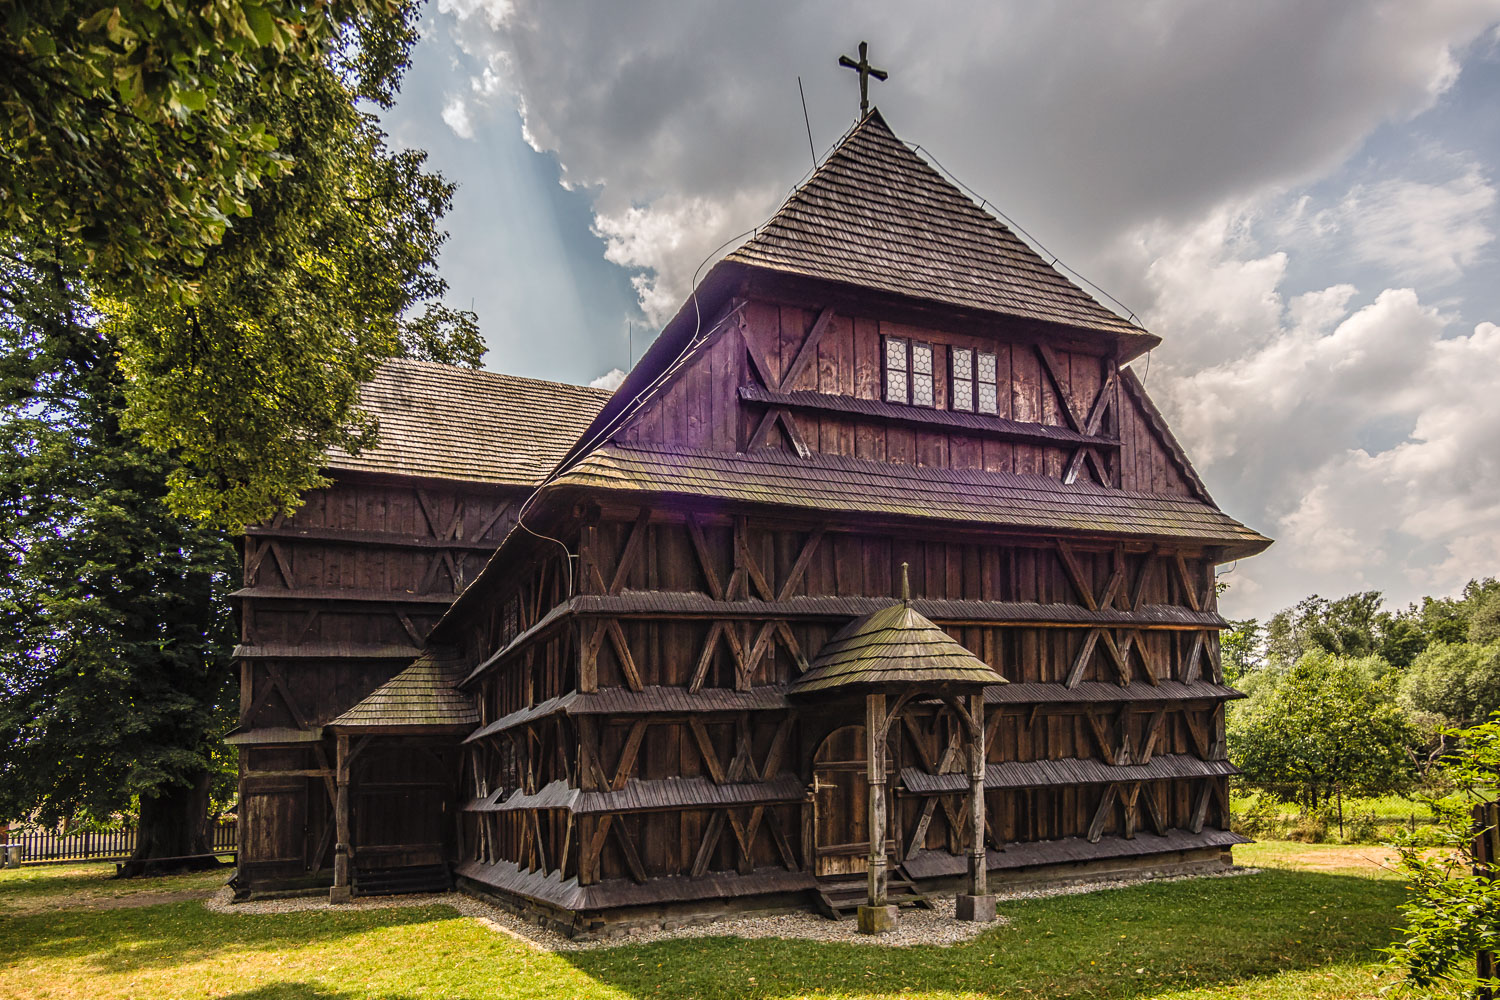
[
  {"xmin": 813, "ymin": 725, "xmax": 871, "ymax": 877},
  {"xmin": 242, "ymin": 782, "xmax": 306, "ymax": 868}
]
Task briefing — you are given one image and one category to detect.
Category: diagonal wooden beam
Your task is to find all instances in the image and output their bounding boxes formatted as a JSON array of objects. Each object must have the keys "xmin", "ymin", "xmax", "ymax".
[
  {"xmin": 1171, "ymin": 552, "xmax": 1202, "ymax": 612},
  {"xmin": 1099, "ymin": 546, "xmax": 1127, "ymax": 609},
  {"xmin": 1099, "ymin": 630, "xmax": 1132, "ymax": 687},
  {"xmin": 605, "ymin": 619, "xmax": 643, "ymax": 691},
  {"xmin": 1130, "ymin": 551, "xmax": 1156, "ymax": 611},
  {"xmin": 907, "ymin": 797, "xmax": 939, "ymax": 860},
  {"xmin": 1056, "ymin": 540, "xmax": 1098, "ymax": 611},
  {"xmin": 1184, "ymin": 709, "xmax": 1210, "ymax": 760},
  {"xmin": 781, "ymin": 307, "xmax": 836, "ymax": 391},
  {"xmin": 1065, "ymin": 629, "xmax": 1102, "ymax": 688},
  {"xmin": 1138, "ymin": 706, "xmax": 1167, "ymax": 764},
  {"xmin": 414, "ymin": 490, "xmax": 444, "ymax": 539},
  {"xmin": 1087, "ymin": 784, "xmax": 1119, "ymax": 843},
  {"xmin": 1036, "ymin": 344, "xmax": 1085, "ymax": 432},
  {"xmin": 609, "ymin": 511, "xmax": 652, "ymax": 595},
  {"xmin": 611, "ymin": 719, "xmax": 648, "ymax": 791},
  {"xmin": 685, "ymin": 514, "xmax": 724, "ymax": 600},
  {"xmin": 1084, "ymin": 709, "xmax": 1117, "ymax": 766},
  {"xmin": 472, "ymin": 499, "xmax": 514, "ymax": 543},
  {"xmin": 691, "ymin": 812, "xmax": 727, "ymax": 877},
  {"xmin": 689, "ymin": 719, "xmax": 727, "ymax": 784},
  {"xmin": 1142, "ymin": 783, "xmax": 1168, "ymax": 836},
  {"xmin": 1120, "ymin": 783, "xmax": 1142, "ymax": 840},
  {"xmin": 736, "ymin": 518, "xmax": 775, "ymax": 600},
  {"xmin": 1180, "ymin": 630, "xmax": 1206, "ymax": 683},
  {"xmin": 777, "ymin": 525, "xmax": 827, "ymax": 600},
  {"xmin": 612, "ymin": 818, "xmax": 647, "ymax": 883},
  {"xmin": 1189, "ymin": 780, "xmax": 1212, "ymax": 833},
  {"xmin": 741, "ymin": 325, "xmax": 781, "ymax": 389},
  {"xmin": 765, "ymin": 809, "xmax": 799, "ymax": 870}
]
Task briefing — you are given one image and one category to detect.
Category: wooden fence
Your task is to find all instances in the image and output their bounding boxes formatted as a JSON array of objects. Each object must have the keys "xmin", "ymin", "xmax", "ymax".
[
  {"xmin": 6, "ymin": 819, "xmax": 236, "ymax": 864},
  {"xmin": 1476, "ymin": 801, "xmax": 1499, "ymax": 1000}
]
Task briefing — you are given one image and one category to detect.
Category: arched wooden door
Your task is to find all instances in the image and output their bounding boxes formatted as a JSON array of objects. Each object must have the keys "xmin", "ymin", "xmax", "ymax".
[{"xmin": 812, "ymin": 725, "xmax": 871, "ymax": 877}]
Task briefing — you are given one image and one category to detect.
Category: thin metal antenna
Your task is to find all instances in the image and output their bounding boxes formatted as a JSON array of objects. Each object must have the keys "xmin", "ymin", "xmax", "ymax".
[
  {"xmin": 798, "ymin": 76, "xmax": 817, "ymax": 171},
  {"xmin": 628, "ymin": 320, "xmax": 633, "ymax": 369}
]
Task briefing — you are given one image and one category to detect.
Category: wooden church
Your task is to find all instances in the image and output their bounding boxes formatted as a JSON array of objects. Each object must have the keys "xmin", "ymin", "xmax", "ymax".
[{"xmin": 230, "ymin": 104, "xmax": 1270, "ymax": 936}]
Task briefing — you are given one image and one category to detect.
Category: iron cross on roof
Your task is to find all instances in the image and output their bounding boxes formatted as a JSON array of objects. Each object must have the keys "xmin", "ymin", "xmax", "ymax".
[{"xmin": 838, "ymin": 41, "xmax": 887, "ymax": 116}]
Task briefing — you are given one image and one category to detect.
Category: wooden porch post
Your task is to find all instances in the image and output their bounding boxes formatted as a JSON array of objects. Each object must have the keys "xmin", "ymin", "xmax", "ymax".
[
  {"xmin": 859, "ymin": 692, "xmax": 897, "ymax": 934},
  {"xmin": 956, "ymin": 691, "xmax": 997, "ymax": 922},
  {"xmin": 330, "ymin": 733, "xmax": 352, "ymax": 903}
]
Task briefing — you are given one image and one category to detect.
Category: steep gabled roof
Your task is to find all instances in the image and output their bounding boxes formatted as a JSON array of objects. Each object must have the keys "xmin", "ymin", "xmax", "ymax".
[
  {"xmin": 728, "ymin": 109, "xmax": 1144, "ymax": 339},
  {"xmin": 326, "ymin": 358, "xmax": 612, "ymax": 485},
  {"xmin": 328, "ymin": 648, "xmax": 477, "ymax": 730}
]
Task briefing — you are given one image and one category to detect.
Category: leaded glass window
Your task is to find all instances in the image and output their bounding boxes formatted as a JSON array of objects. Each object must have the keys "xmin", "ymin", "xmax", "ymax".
[
  {"xmin": 911, "ymin": 342, "xmax": 934, "ymax": 407},
  {"xmin": 951, "ymin": 347, "xmax": 974, "ymax": 411},
  {"xmin": 884, "ymin": 336, "xmax": 909, "ymax": 403},
  {"xmin": 977, "ymin": 351, "xmax": 998, "ymax": 414}
]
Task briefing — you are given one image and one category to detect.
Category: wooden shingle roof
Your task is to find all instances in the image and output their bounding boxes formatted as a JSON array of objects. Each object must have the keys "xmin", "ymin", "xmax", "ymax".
[
  {"xmin": 329, "ymin": 648, "xmax": 478, "ymax": 730},
  {"xmin": 790, "ymin": 596, "xmax": 1005, "ymax": 695},
  {"xmin": 326, "ymin": 358, "xmax": 612, "ymax": 485},
  {"xmin": 552, "ymin": 443, "xmax": 1272, "ymax": 555},
  {"xmin": 728, "ymin": 109, "xmax": 1143, "ymax": 339}
]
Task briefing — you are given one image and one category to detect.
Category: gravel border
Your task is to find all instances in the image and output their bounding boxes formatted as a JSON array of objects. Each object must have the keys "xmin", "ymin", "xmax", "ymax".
[{"xmin": 204, "ymin": 866, "xmax": 1258, "ymax": 951}]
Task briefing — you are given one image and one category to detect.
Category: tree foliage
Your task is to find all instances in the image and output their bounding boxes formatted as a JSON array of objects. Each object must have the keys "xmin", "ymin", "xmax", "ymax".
[
  {"xmin": 0, "ymin": 0, "xmax": 401, "ymax": 284},
  {"xmin": 1389, "ymin": 715, "xmax": 1500, "ymax": 998},
  {"xmin": 1231, "ymin": 651, "xmax": 1418, "ymax": 806},
  {"xmin": 1, "ymin": 1, "xmax": 480, "ymax": 528},
  {"xmin": 1399, "ymin": 641, "xmax": 1500, "ymax": 731},
  {"xmin": 106, "ymin": 66, "xmax": 482, "ymax": 526},
  {"xmin": 0, "ymin": 241, "xmax": 236, "ymax": 847}
]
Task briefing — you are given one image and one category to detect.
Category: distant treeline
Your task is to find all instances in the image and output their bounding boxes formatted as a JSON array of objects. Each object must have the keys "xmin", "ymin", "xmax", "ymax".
[{"xmin": 1224, "ymin": 579, "xmax": 1500, "ymax": 818}]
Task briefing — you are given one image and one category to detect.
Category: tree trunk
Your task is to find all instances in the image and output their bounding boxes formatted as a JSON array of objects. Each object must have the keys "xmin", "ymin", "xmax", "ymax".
[{"xmin": 117, "ymin": 769, "xmax": 225, "ymax": 877}]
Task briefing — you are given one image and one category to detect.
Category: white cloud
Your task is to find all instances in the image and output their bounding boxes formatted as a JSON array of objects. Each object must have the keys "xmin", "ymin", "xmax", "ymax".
[
  {"xmin": 1135, "ymin": 191, "xmax": 1500, "ymax": 615},
  {"xmin": 409, "ymin": 2, "xmax": 1500, "ymax": 618},
  {"xmin": 441, "ymin": 95, "xmax": 475, "ymax": 139},
  {"xmin": 588, "ymin": 367, "xmax": 626, "ymax": 391},
  {"xmin": 1339, "ymin": 165, "xmax": 1496, "ymax": 283},
  {"xmin": 430, "ymin": 2, "xmax": 1497, "ymax": 322}
]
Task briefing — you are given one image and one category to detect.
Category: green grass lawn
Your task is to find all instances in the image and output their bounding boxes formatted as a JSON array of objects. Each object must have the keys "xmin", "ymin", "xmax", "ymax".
[{"xmin": 0, "ymin": 844, "xmax": 1446, "ymax": 1000}]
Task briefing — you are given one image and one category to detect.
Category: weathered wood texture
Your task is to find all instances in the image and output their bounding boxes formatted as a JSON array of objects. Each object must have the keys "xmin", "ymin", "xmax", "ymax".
[
  {"xmin": 611, "ymin": 299, "xmax": 1198, "ymax": 499},
  {"xmin": 236, "ymin": 475, "xmax": 524, "ymax": 891},
  {"xmin": 460, "ymin": 503, "xmax": 1234, "ymax": 895}
]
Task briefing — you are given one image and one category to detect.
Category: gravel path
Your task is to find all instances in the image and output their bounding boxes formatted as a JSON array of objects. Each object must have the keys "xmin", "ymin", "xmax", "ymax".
[{"xmin": 205, "ymin": 866, "xmax": 1257, "ymax": 951}]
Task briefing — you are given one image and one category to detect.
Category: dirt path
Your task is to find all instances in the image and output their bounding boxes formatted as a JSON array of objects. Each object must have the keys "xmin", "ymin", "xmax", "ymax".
[{"xmin": 1259, "ymin": 844, "xmax": 1410, "ymax": 874}]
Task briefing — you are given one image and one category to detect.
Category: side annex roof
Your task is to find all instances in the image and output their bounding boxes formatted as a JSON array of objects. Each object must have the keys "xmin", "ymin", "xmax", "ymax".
[{"xmin": 326, "ymin": 358, "xmax": 613, "ymax": 485}]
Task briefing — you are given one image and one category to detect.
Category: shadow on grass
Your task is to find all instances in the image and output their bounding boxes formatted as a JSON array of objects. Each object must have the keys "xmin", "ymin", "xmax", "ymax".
[
  {"xmin": 216, "ymin": 985, "xmax": 425, "ymax": 1000},
  {"xmin": 0, "ymin": 900, "xmax": 463, "ymax": 975},
  {"xmin": 0, "ymin": 866, "xmax": 1409, "ymax": 1000},
  {"xmin": 563, "ymin": 869, "xmax": 1407, "ymax": 1000}
]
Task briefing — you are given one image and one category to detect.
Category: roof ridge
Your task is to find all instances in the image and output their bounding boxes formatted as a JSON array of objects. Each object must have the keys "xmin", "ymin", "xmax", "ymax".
[{"xmin": 377, "ymin": 357, "xmax": 615, "ymax": 397}]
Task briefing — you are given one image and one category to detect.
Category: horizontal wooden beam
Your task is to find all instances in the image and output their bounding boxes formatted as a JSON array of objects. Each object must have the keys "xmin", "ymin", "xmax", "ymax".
[
  {"xmin": 739, "ymin": 385, "xmax": 1120, "ymax": 449},
  {"xmin": 244, "ymin": 524, "xmax": 502, "ymax": 552}
]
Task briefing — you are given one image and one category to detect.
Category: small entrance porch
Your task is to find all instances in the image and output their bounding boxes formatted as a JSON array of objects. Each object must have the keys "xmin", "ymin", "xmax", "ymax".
[{"xmin": 791, "ymin": 566, "xmax": 1007, "ymax": 933}]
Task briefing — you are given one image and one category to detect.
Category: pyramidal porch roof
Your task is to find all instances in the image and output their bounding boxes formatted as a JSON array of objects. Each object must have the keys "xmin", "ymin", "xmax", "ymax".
[
  {"xmin": 727, "ymin": 109, "xmax": 1152, "ymax": 346},
  {"xmin": 329, "ymin": 648, "xmax": 478, "ymax": 732},
  {"xmin": 790, "ymin": 596, "xmax": 1006, "ymax": 696}
]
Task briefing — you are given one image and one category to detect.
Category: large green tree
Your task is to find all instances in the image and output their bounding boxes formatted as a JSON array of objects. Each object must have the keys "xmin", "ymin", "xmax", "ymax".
[
  {"xmin": 0, "ymin": 241, "xmax": 237, "ymax": 866},
  {"xmin": 1232, "ymin": 651, "xmax": 1418, "ymax": 818},
  {"xmin": 1, "ymin": 0, "xmax": 477, "ymax": 527},
  {"xmin": 0, "ymin": 3, "xmax": 481, "ymax": 860}
]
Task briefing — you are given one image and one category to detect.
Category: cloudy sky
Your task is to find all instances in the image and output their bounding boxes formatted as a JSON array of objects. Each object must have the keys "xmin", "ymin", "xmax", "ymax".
[{"xmin": 380, "ymin": 2, "xmax": 1500, "ymax": 622}]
